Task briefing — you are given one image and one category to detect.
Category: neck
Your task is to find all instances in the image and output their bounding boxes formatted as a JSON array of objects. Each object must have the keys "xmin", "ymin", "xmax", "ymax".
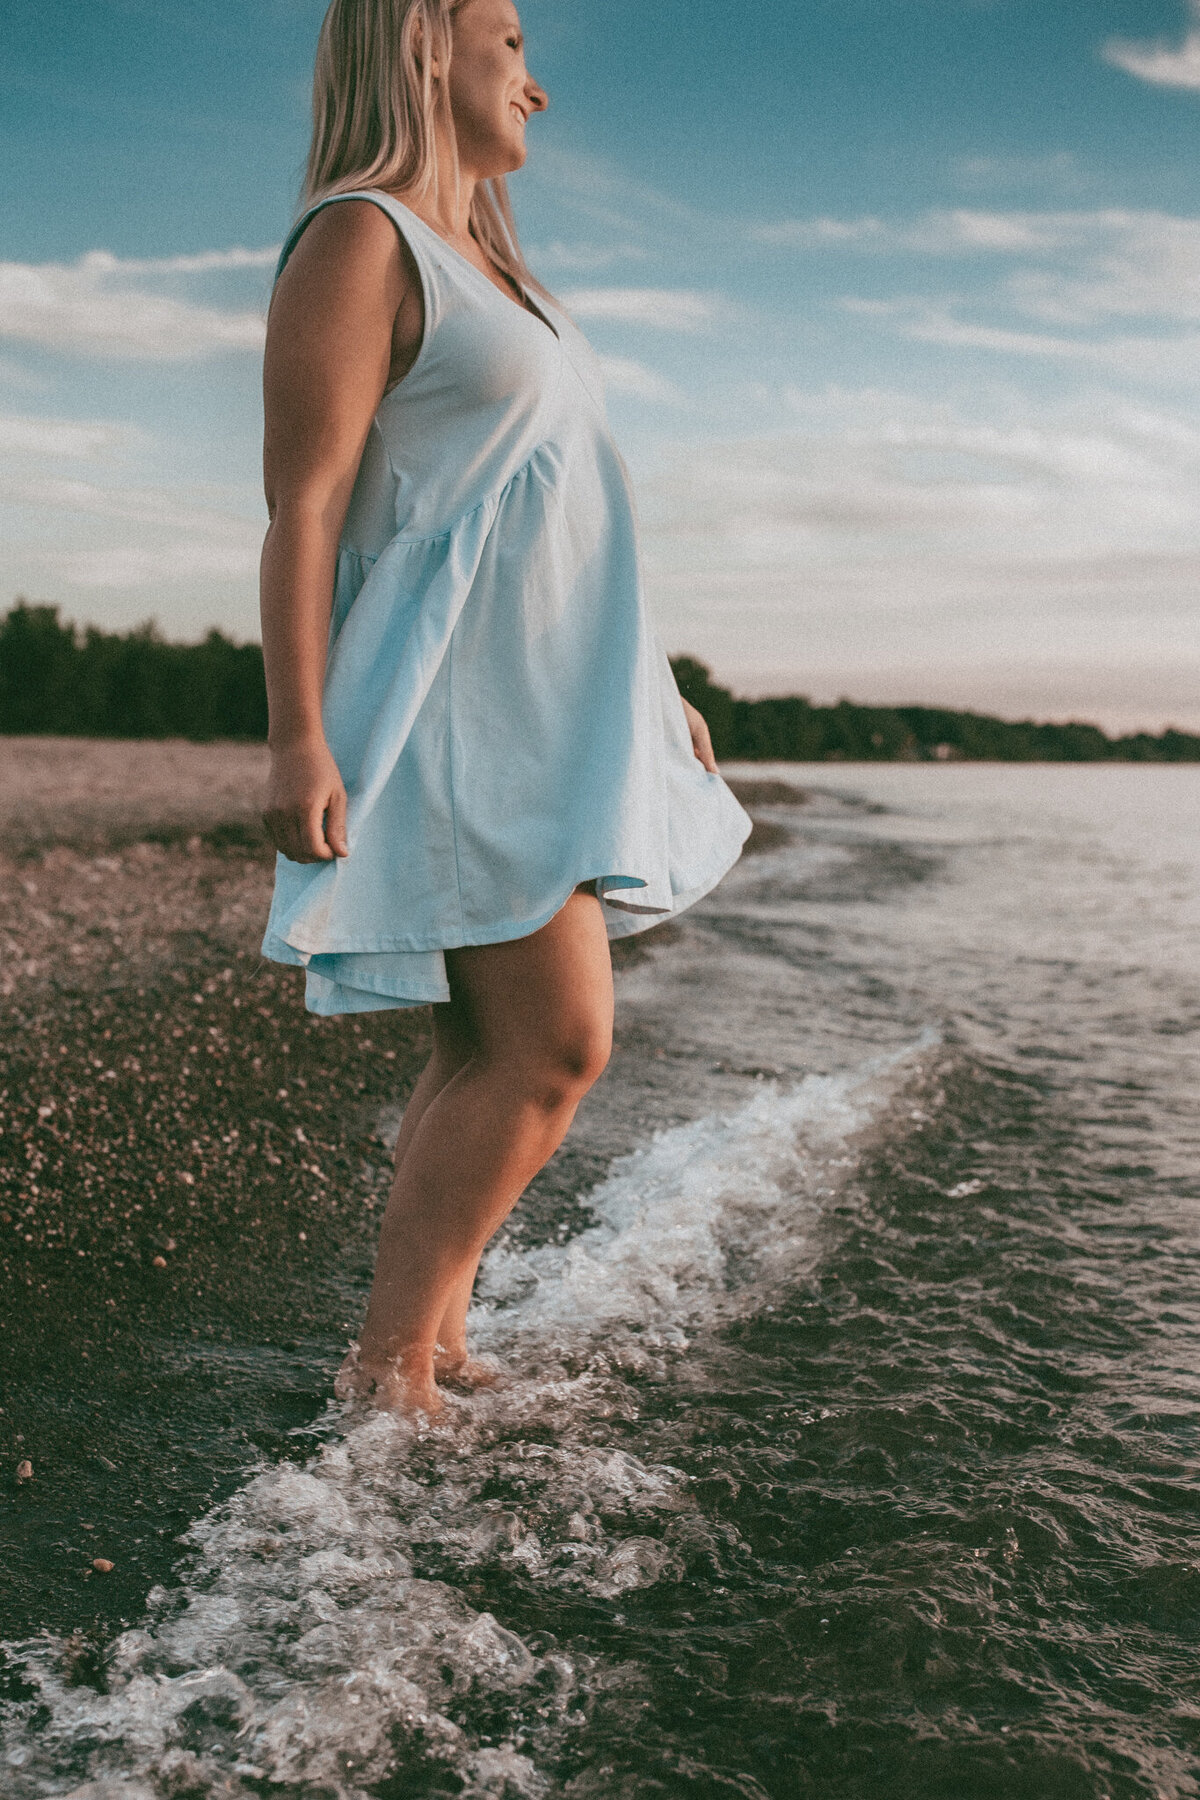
[{"xmin": 408, "ymin": 116, "xmax": 480, "ymax": 242}]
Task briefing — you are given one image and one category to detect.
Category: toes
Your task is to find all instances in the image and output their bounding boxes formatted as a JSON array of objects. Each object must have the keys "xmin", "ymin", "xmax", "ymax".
[{"xmin": 436, "ymin": 1356, "xmax": 502, "ymax": 1392}]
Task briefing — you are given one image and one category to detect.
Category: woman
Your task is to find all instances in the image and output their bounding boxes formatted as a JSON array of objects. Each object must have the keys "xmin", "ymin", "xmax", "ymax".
[{"xmin": 259, "ymin": 0, "xmax": 750, "ymax": 1415}]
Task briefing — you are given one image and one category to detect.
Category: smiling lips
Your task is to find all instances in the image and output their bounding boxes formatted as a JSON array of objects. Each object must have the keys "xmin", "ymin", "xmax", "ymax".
[{"xmin": 510, "ymin": 102, "xmax": 528, "ymax": 126}]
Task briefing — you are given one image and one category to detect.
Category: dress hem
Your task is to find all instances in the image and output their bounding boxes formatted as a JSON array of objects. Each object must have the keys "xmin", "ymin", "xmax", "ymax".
[
  {"xmin": 263, "ymin": 833, "xmax": 749, "ymax": 1016},
  {"xmin": 269, "ymin": 870, "xmax": 671, "ymax": 960}
]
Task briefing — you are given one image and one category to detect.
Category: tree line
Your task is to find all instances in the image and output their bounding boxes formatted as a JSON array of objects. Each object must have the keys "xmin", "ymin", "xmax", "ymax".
[
  {"xmin": 1, "ymin": 602, "xmax": 1196, "ymax": 761},
  {"xmin": 0, "ymin": 602, "xmax": 268, "ymax": 741},
  {"xmin": 670, "ymin": 657, "xmax": 1200, "ymax": 764}
]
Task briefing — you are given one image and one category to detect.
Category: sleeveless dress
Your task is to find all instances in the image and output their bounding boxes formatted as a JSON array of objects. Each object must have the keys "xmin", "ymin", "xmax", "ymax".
[{"xmin": 261, "ymin": 190, "xmax": 751, "ymax": 1015}]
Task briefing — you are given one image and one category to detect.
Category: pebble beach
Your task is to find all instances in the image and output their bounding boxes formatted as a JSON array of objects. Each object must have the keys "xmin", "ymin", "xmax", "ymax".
[
  {"xmin": 0, "ymin": 738, "xmax": 430, "ymax": 1641},
  {"xmin": 0, "ymin": 739, "xmax": 772, "ymax": 1649}
]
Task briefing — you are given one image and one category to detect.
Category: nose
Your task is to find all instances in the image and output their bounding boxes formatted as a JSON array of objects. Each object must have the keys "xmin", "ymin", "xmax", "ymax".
[{"xmin": 525, "ymin": 73, "xmax": 548, "ymax": 113}]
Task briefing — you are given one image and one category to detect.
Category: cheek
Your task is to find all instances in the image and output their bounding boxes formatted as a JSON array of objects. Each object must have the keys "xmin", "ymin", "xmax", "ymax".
[{"xmin": 452, "ymin": 50, "xmax": 510, "ymax": 121}]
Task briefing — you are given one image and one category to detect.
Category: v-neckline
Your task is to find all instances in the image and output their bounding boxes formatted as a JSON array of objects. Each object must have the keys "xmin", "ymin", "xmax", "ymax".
[{"xmin": 390, "ymin": 195, "xmax": 561, "ymax": 344}]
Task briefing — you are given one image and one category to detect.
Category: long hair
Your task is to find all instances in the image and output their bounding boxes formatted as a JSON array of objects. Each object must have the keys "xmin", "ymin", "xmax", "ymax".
[{"xmin": 304, "ymin": 0, "xmax": 536, "ymax": 293}]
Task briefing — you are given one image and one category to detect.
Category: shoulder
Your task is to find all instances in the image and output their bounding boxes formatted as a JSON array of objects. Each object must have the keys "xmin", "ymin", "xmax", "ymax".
[{"xmin": 274, "ymin": 198, "xmax": 420, "ymax": 313}]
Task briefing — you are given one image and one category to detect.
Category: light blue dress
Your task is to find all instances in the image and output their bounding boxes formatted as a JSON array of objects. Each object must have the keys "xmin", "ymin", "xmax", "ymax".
[{"xmin": 261, "ymin": 190, "xmax": 751, "ymax": 1015}]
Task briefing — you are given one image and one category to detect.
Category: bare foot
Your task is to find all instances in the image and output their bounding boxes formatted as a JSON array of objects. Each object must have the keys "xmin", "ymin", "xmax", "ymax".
[
  {"xmin": 334, "ymin": 1342, "xmax": 445, "ymax": 1417},
  {"xmin": 433, "ymin": 1346, "xmax": 503, "ymax": 1392}
]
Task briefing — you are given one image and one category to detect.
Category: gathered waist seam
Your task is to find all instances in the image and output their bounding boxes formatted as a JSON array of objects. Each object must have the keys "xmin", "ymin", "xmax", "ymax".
[{"xmin": 351, "ymin": 440, "xmax": 551, "ymax": 554}]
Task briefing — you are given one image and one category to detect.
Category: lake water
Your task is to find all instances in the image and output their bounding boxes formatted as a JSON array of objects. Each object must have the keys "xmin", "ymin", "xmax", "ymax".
[{"xmin": 4, "ymin": 764, "xmax": 1200, "ymax": 1799}]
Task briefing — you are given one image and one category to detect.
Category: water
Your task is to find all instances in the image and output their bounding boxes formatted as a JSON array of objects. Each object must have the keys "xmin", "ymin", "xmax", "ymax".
[{"xmin": 4, "ymin": 765, "xmax": 1200, "ymax": 1799}]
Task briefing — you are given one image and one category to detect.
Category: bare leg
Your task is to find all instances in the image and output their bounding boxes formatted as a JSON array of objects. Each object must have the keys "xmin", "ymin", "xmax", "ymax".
[
  {"xmin": 388, "ymin": 1004, "xmax": 475, "ymax": 1169},
  {"xmin": 338, "ymin": 891, "xmax": 612, "ymax": 1414},
  {"xmin": 379, "ymin": 1011, "xmax": 496, "ymax": 1386},
  {"xmin": 381, "ymin": 1012, "xmax": 499, "ymax": 1386}
]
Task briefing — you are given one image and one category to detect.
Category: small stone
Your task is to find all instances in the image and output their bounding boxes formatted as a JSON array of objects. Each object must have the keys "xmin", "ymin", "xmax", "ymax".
[
  {"xmin": 16, "ymin": 1460, "xmax": 32, "ymax": 1482},
  {"xmin": 152, "ymin": 1254, "xmax": 167, "ymax": 1269},
  {"xmin": 92, "ymin": 1558, "xmax": 114, "ymax": 1574}
]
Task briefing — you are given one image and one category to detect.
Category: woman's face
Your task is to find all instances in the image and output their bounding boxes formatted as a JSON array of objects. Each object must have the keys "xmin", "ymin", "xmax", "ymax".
[{"xmin": 447, "ymin": 0, "xmax": 547, "ymax": 180}]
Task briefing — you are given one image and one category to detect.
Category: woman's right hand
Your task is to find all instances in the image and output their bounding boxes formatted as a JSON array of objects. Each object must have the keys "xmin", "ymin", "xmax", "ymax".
[{"xmin": 263, "ymin": 737, "xmax": 349, "ymax": 864}]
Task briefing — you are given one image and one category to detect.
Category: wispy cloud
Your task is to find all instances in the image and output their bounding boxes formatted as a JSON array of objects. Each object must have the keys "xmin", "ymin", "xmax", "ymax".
[
  {"xmin": 0, "ymin": 413, "xmax": 133, "ymax": 458},
  {"xmin": 951, "ymin": 151, "xmax": 1088, "ymax": 197},
  {"xmin": 2, "ymin": 475, "xmax": 260, "ymax": 536},
  {"xmin": 749, "ymin": 207, "xmax": 1199, "ymax": 261},
  {"xmin": 598, "ymin": 356, "xmax": 685, "ymax": 406},
  {"xmin": 529, "ymin": 240, "xmax": 649, "ymax": 275},
  {"xmin": 86, "ymin": 247, "xmax": 280, "ymax": 277},
  {"xmin": 1102, "ymin": 1, "xmax": 1200, "ymax": 90},
  {"xmin": 562, "ymin": 287, "xmax": 715, "ymax": 330},
  {"xmin": 639, "ymin": 396, "xmax": 1200, "ymax": 726},
  {"xmin": 46, "ymin": 542, "xmax": 261, "ymax": 589},
  {"xmin": 1, "ymin": 474, "xmax": 263, "ymax": 590},
  {"xmin": 814, "ymin": 206, "xmax": 1200, "ymax": 394},
  {"xmin": 844, "ymin": 297, "xmax": 1200, "ymax": 386},
  {"xmin": 0, "ymin": 249, "xmax": 273, "ymax": 360}
]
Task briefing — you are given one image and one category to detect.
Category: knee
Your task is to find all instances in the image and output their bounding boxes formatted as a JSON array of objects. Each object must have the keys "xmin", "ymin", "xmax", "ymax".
[
  {"xmin": 525, "ymin": 1017, "xmax": 612, "ymax": 1111},
  {"xmin": 560, "ymin": 1016, "xmax": 613, "ymax": 1092}
]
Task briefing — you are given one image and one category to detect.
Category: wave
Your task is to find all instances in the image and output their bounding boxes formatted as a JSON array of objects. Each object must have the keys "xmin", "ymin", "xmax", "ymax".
[{"xmin": 1, "ymin": 1040, "xmax": 935, "ymax": 1800}]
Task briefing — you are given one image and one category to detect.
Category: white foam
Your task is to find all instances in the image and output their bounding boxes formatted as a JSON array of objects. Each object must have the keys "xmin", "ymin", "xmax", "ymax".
[{"xmin": 1, "ymin": 1043, "xmax": 930, "ymax": 1800}]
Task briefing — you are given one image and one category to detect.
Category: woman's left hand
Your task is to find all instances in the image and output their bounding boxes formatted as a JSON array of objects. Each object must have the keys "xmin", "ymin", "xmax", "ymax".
[{"xmin": 681, "ymin": 697, "xmax": 718, "ymax": 774}]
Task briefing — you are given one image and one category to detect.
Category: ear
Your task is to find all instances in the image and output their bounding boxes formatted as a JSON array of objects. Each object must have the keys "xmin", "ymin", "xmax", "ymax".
[{"xmin": 410, "ymin": 17, "xmax": 443, "ymax": 81}]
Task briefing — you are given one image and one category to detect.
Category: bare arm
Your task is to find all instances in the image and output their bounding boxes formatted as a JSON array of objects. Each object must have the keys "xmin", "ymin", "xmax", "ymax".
[{"xmin": 260, "ymin": 201, "xmax": 422, "ymax": 862}]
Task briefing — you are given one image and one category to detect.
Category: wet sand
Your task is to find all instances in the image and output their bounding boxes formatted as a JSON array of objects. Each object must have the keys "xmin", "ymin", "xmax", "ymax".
[
  {"xmin": 0, "ymin": 739, "xmax": 785, "ymax": 1650},
  {"xmin": 0, "ymin": 741, "xmax": 432, "ymax": 1644}
]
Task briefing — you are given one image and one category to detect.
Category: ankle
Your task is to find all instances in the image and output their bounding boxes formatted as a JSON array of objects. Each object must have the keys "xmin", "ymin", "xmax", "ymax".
[{"xmin": 357, "ymin": 1335, "xmax": 436, "ymax": 1371}]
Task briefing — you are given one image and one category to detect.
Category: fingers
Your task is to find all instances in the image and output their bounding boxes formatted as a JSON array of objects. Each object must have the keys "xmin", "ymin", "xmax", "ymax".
[
  {"xmin": 325, "ymin": 785, "xmax": 350, "ymax": 858},
  {"xmin": 263, "ymin": 794, "xmax": 345, "ymax": 863},
  {"xmin": 692, "ymin": 722, "xmax": 718, "ymax": 774}
]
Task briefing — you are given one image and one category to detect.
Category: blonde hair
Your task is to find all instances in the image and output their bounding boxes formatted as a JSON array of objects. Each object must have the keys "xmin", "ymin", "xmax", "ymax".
[{"xmin": 304, "ymin": 0, "xmax": 536, "ymax": 293}]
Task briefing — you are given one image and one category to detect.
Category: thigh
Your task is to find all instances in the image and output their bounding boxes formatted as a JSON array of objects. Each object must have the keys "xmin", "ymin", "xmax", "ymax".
[{"xmin": 444, "ymin": 890, "xmax": 613, "ymax": 1068}]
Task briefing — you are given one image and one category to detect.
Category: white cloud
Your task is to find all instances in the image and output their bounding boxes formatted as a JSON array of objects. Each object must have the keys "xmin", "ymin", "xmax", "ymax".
[
  {"xmin": 750, "ymin": 209, "xmax": 1066, "ymax": 255},
  {"xmin": 83, "ymin": 247, "xmax": 280, "ymax": 277},
  {"xmin": 2, "ymin": 474, "xmax": 263, "ymax": 591},
  {"xmin": 46, "ymin": 542, "xmax": 261, "ymax": 589},
  {"xmin": 0, "ymin": 249, "xmax": 271, "ymax": 359},
  {"xmin": 952, "ymin": 152, "xmax": 1087, "ymax": 196},
  {"xmin": 638, "ymin": 395, "xmax": 1200, "ymax": 729},
  {"xmin": 819, "ymin": 208, "xmax": 1200, "ymax": 392},
  {"xmin": 1102, "ymin": 2, "xmax": 1200, "ymax": 90},
  {"xmin": 845, "ymin": 296, "xmax": 1200, "ymax": 386},
  {"xmin": 561, "ymin": 287, "xmax": 715, "ymax": 330},
  {"xmin": 598, "ymin": 356, "xmax": 685, "ymax": 406},
  {"xmin": 0, "ymin": 413, "xmax": 132, "ymax": 458},
  {"xmin": 751, "ymin": 216, "xmax": 887, "ymax": 249},
  {"xmin": 530, "ymin": 240, "xmax": 648, "ymax": 274},
  {"xmin": 1001, "ymin": 213, "xmax": 1200, "ymax": 324},
  {"xmin": 2, "ymin": 475, "xmax": 261, "ymax": 537},
  {"xmin": 751, "ymin": 206, "xmax": 1200, "ymax": 265}
]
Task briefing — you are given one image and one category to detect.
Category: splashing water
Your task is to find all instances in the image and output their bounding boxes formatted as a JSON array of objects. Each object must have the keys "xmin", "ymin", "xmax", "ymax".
[{"xmin": 2, "ymin": 1049, "xmax": 926, "ymax": 1800}]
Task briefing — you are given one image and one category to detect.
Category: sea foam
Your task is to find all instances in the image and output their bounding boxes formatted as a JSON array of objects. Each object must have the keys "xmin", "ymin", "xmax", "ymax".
[{"xmin": 2, "ymin": 1044, "xmax": 930, "ymax": 1800}]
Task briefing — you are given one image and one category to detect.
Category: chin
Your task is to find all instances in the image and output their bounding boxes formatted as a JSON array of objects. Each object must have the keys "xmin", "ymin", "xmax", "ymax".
[
  {"xmin": 496, "ymin": 128, "xmax": 527, "ymax": 173},
  {"xmin": 473, "ymin": 134, "xmax": 526, "ymax": 179}
]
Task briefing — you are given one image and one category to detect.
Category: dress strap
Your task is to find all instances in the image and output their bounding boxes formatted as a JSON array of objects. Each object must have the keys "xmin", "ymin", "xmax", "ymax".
[{"xmin": 274, "ymin": 189, "xmax": 435, "ymax": 300}]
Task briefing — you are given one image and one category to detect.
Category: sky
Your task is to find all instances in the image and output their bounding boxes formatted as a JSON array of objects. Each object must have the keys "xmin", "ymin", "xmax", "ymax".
[{"xmin": 3, "ymin": 0, "xmax": 1200, "ymax": 731}]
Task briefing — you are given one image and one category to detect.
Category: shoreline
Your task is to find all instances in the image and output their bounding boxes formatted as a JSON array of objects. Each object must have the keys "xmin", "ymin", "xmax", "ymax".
[{"xmin": 0, "ymin": 742, "xmax": 762, "ymax": 1645}]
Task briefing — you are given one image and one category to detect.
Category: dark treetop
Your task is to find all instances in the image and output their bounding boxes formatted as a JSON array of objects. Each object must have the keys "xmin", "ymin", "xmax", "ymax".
[{"xmin": 1, "ymin": 603, "xmax": 1195, "ymax": 761}]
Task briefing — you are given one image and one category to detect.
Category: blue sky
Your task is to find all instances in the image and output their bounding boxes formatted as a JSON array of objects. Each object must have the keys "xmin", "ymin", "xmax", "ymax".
[{"xmin": 4, "ymin": 0, "xmax": 1200, "ymax": 729}]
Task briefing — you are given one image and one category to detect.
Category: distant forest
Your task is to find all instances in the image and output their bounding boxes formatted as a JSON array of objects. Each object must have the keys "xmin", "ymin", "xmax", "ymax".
[{"xmin": 1, "ymin": 601, "xmax": 1197, "ymax": 763}]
